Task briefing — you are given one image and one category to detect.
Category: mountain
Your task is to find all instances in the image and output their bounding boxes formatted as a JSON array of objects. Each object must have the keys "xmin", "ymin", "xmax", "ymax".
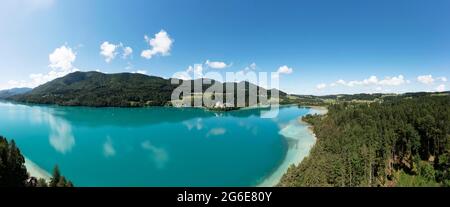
[
  {"xmin": 10, "ymin": 72, "xmax": 176, "ymax": 107},
  {"xmin": 9, "ymin": 71, "xmax": 286, "ymax": 108},
  {"xmin": 0, "ymin": 87, "xmax": 32, "ymax": 99}
]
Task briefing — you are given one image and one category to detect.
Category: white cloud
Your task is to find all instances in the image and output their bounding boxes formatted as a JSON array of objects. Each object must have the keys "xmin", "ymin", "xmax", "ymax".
[
  {"xmin": 364, "ymin": 76, "xmax": 379, "ymax": 85},
  {"xmin": 140, "ymin": 50, "xmax": 152, "ymax": 59},
  {"xmin": 437, "ymin": 76, "xmax": 447, "ymax": 82},
  {"xmin": 238, "ymin": 63, "xmax": 258, "ymax": 73},
  {"xmin": 100, "ymin": 42, "xmax": 132, "ymax": 62},
  {"xmin": 172, "ymin": 64, "xmax": 201, "ymax": 80},
  {"xmin": 141, "ymin": 30, "xmax": 173, "ymax": 59},
  {"xmin": 3, "ymin": 45, "xmax": 79, "ymax": 89},
  {"xmin": 172, "ymin": 71, "xmax": 191, "ymax": 80},
  {"xmin": 122, "ymin": 46, "xmax": 133, "ymax": 59},
  {"xmin": 317, "ymin": 74, "xmax": 450, "ymax": 94},
  {"xmin": 417, "ymin": 75, "xmax": 434, "ymax": 84},
  {"xmin": 378, "ymin": 75, "xmax": 406, "ymax": 86},
  {"xmin": 172, "ymin": 62, "xmax": 255, "ymax": 81},
  {"xmin": 333, "ymin": 75, "xmax": 406, "ymax": 87},
  {"xmin": 277, "ymin": 65, "xmax": 293, "ymax": 74},
  {"xmin": 173, "ymin": 64, "xmax": 204, "ymax": 80},
  {"xmin": 192, "ymin": 64, "xmax": 204, "ymax": 77},
  {"xmin": 316, "ymin": 83, "xmax": 327, "ymax": 90},
  {"xmin": 49, "ymin": 45, "xmax": 76, "ymax": 70},
  {"xmin": 100, "ymin": 41, "xmax": 119, "ymax": 63},
  {"xmin": 272, "ymin": 65, "xmax": 293, "ymax": 79},
  {"xmin": 36, "ymin": 45, "xmax": 80, "ymax": 84},
  {"xmin": 205, "ymin": 60, "xmax": 230, "ymax": 69},
  {"xmin": 336, "ymin": 79, "xmax": 346, "ymax": 85},
  {"xmin": 132, "ymin": 70, "xmax": 147, "ymax": 75},
  {"xmin": 315, "ymin": 75, "xmax": 410, "ymax": 94},
  {"xmin": 436, "ymin": 84, "xmax": 446, "ymax": 92},
  {"xmin": 28, "ymin": 69, "xmax": 78, "ymax": 87},
  {"xmin": 231, "ymin": 63, "xmax": 258, "ymax": 80}
]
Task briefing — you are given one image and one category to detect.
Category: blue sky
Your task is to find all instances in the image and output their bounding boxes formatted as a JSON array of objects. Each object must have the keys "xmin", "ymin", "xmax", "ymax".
[{"xmin": 0, "ymin": 0, "xmax": 449, "ymax": 94}]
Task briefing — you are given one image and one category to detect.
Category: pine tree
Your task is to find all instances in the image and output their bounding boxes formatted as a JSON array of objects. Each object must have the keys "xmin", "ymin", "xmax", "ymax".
[
  {"xmin": 0, "ymin": 137, "xmax": 29, "ymax": 187},
  {"xmin": 50, "ymin": 165, "xmax": 61, "ymax": 187}
]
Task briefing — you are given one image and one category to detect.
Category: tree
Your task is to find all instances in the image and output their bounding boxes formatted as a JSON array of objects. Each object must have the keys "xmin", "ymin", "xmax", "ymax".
[
  {"xmin": 279, "ymin": 95, "xmax": 450, "ymax": 187},
  {"xmin": 1, "ymin": 136, "xmax": 74, "ymax": 187},
  {"xmin": 49, "ymin": 165, "xmax": 63, "ymax": 187},
  {"xmin": 0, "ymin": 137, "xmax": 29, "ymax": 187},
  {"xmin": 37, "ymin": 178, "xmax": 48, "ymax": 187},
  {"xmin": 49, "ymin": 164, "xmax": 74, "ymax": 187}
]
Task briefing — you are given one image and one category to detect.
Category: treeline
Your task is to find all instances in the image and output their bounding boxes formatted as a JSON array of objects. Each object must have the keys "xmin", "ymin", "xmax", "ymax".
[
  {"xmin": 0, "ymin": 136, "xmax": 73, "ymax": 187},
  {"xmin": 11, "ymin": 72, "xmax": 177, "ymax": 107},
  {"xmin": 9, "ymin": 71, "xmax": 287, "ymax": 108},
  {"xmin": 279, "ymin": 95, "xmax": 450, "ymax": 187}
]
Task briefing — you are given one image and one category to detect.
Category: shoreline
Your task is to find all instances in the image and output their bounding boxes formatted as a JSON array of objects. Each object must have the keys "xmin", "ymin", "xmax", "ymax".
[
  {"xmin": 24, "ymin": 157, "xmax": 51, "ymax": 181},
  {"xmin": 16, "ymin": 104, "xmax": 328, "ymax": 187},
  {"xmin": 305, "ymin": 105, "xmax": 328, "ymax": 115},
  {"xmin": 257, "ymin": 105, "xmax": 328, "ymax": 187}
]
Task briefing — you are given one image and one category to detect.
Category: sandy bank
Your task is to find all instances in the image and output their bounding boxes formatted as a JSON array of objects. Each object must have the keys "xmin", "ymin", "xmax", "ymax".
[
  {"xmin": 306, "ymin": 106, "xmax": 328, "ymax": 115},
  {"xmin": 257, "ymin": 106, "xmax": 328, "ymax": 187},
  {"xmin": 24, "ymin": 157, "xmax": 51, "ymax": 181}
]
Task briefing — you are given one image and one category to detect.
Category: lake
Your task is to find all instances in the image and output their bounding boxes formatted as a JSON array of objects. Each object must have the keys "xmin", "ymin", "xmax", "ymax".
[{"xmin": 0, "ymin": 102, "xmax": 317, "ymax": 187}]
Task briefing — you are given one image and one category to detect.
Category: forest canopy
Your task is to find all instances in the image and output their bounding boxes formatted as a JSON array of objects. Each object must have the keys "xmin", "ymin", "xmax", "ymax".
[
  {"xmin": 279, "ymin": 95, "xmax": 450, "ymax": 187},
  {"xmin": 0, "ymin": 136, "xmax": 73, "ymax": 187}
]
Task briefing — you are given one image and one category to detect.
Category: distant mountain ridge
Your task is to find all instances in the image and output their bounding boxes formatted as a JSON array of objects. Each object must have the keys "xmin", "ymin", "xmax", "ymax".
[
  {"xmin": 3, "ymin": 71, "xmax": 449, "ymax": 108},
  {"xmin": 8, "ymin": 71, "xmax": 286, "ymax": 108},
  {"xmin": 0, "ymin": 87, "xmax": 32, "ymax": 99}
]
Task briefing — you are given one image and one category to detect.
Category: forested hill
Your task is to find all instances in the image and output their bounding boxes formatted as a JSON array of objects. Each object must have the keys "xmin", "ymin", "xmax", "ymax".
[
  {"xmin": 8, "ymin": 71, "xmax": 285, "ymax": 107},
  {"xmin": 279, "ymin": 95, "xmax": 450, "ymax": 187},
  {"xmin": 0, "ymin": 87, "xmax": 32, "ymax": 99},
  {"xmin": 10, "ymin": 71, "xmax": 176, "ymax": 107}
]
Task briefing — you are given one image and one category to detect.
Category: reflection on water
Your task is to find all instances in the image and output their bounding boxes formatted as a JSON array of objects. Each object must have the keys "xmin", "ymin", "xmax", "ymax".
[
  {"xmin": 0, "ymin": 101, "xmax": 314, "ymax": 186},
  {"xmin": 141, "ymin": 140, "xmax": 169, "ymax": 169},
  {"xmin": 17, "ymin": 104, "xmax": 76, "ymax": 154},
  {"xmin": 206, "ymin": 128, "xmax": 226, "ymax": 137},
  {"xmin": 103, "ymin": 136, "xmax": 116, "ymax": 158},
  {"xmin": 238, "ymin": 121, "xmax": 259, "ymax": 136},
  {"xmin": 48, "ymin": 116, "xmax": 75, "ymax": 154},
  {"xmin": 183, "ymin": 118, "xmax": 204, "ymax": 131}
]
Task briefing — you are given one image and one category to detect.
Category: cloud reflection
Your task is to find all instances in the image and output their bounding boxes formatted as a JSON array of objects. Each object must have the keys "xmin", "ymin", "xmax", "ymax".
[
  {"xmin": 48, "ymin": 114, "xmax": 75, "ymax": 154},
  {"xmin": 206, "ymin": 128, "xmax": 226, "ymax": 137},
  {"xmin": 103, "ymin": 136, "xmax": 116, "ymax": 157},
  {"xmin": 183, "ymin": 118, "xmax": 203, "ymax": 131},
  {"xmin": 238, "ymin": 121, "xmax": 259, "ymax": 136},
  {"xmin": 141, "ymin": 141, "xmax": 168, "ymax": 169},
  {"xmin": 26, "ymin": 106, "xmax": 76, "ymax": 154}
]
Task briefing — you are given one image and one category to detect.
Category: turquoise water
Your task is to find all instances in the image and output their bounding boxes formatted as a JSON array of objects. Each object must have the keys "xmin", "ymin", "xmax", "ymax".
[{"xmin": 0, "ymin": 102, "xmax": 314, "ymax": 187}]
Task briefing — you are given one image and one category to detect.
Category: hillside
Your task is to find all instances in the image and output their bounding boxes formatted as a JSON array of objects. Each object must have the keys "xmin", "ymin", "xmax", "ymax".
[
  {"xmin": 9, "ymin": 72, "xmax": 175, "ymax": 107},
  {"xmin": 9, "ymin": 71, "xmax": 286, "ymax": 108},
  {"xmin": 279, "ymin": 94, "xmax": 450, "ymax": 187},
  {"xmin": 0, "ymin": 88, "xmax": 32, "ymax": 99},
  {"xmin": 282, "ymin": 91, "xmax": 450, "ymax": 106}
]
